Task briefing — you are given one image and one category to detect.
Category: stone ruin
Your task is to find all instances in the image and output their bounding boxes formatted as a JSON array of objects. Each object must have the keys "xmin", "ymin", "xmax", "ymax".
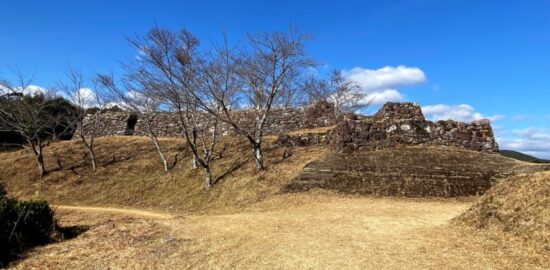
[
  {"xmin": 327, "ymin": 102, "xmax": 498, "ymax": 153},
  {"xmin": 280, "ymin": 103, "xmax": 503, "ymax": 197},
  {"xmin": 78, "ymin": 101, "xmax": 336, "ymax": 138},
  {"xmin": 80, "ymin": 101, "xmax": 499, "ymax": 153}
]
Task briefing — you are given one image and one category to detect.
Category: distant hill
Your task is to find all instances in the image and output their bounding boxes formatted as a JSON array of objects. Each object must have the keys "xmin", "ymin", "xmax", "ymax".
[{"xmin": 500, "ymin": 150, "xmax": 550, "ymax": 163}]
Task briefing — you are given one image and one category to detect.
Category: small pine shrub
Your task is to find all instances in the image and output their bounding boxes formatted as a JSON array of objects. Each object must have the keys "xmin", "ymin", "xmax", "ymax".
[{"xmin": 0, "ymin": 186, "xmax": 54, "ymax": 267}]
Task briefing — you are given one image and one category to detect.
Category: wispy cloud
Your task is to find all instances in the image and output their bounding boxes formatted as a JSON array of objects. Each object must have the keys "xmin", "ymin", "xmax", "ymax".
[
  {"xmin": 499, "ymin": 127, "xmax": 550, "ymax": 159},
  {"xmin": 422, "ymin": 104, "xmax": 504, "ymax": 122}
]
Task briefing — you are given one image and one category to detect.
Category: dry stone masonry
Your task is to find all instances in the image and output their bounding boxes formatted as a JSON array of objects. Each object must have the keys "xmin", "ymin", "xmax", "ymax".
[
  {"xmin": 329, "ymin": 102, "xmax": 498, "ymax": 153},
  {"xmin": 78, "ymin": 101, "xmax": 336, "ymax": 138},
  {"xmin": 81, "ymin": 101, "xmax": 498, "ymax": 153}
]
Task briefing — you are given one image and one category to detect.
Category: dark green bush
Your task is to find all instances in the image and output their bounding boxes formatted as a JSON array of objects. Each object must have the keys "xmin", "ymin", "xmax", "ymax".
[
  {"xmin": 0, "ymin": 188, "xmax": 54, "ymax": 267},
  {"xmin": 0, "ymin": 183, "xmax": 6, "ymax": 199}
]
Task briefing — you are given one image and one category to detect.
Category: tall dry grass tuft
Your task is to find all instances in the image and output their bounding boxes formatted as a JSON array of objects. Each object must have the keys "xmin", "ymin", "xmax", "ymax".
[{"xmin": 454, "ymin": 171, "xmax": 550, "ymax": 255}]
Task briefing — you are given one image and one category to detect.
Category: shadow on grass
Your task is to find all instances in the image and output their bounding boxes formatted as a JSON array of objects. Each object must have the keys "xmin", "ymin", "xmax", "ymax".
[
  {"xmin": 53, "ymin": 224, "xmax": 90, "ymax": 241},
  {"xmin": 4, "ymin": 225, "xmax": 90, "ymax": 268}
]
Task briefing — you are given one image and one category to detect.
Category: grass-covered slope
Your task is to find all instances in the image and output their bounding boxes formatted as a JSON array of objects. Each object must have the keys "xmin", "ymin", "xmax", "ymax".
[
  {"xmin": 454, "ymin": 171, "xmax": 550, "ymax": 253},
  {"xmin": 0, "ymin": 136, "xmax": 327, "ymax": 213},
  {"xmin": 286, "ymin": 147, "xmax": 524, "ymax": 197},
  {"xmin": 1, "ymin": 134, "xmax": 546, "ymax": 212}
]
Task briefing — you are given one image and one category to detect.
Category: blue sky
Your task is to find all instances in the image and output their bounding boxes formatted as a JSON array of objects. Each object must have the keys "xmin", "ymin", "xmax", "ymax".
[{"xmin": 1, "ymin": 0, "xmax": 549, "ymax": 158}]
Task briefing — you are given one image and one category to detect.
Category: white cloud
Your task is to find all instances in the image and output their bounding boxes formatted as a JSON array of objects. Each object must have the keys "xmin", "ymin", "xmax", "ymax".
[
  {"xmin": 360, "ymin": 89, "xmax": 404, "ymax": 105},
  {"xmin": 421, "ymin": 104, "xmax": 504, "ymax": 122},
  {"xmin": 76, "ymin": 88, "xmax": 98, "ymax": 108},
  {"xmin": 343, "ymin": 65, "xmax": 426, "ymax": 91},
  {"xmin": 342, "ymin": 65, "xmax": 426, "ymax": 105},
  {"xmin": 0, "ymin": 84, "xmax": 47, "ymax": 96},
  {"xmin": 22, "ymin": 85, "xmax": 47, "ymax": 96},
  {"xmin": 499, "ymin": 128, "xmax": 550, "ymax": 159}
]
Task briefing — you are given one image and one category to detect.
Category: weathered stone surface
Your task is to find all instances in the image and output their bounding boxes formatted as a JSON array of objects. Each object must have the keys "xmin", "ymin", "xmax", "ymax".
[
  {"xmin": 79, "ymin": 102, "xmax": 498, "ymax": 153},
  {"xmin": 328, "ymin": 102, "xmax": 499, "ymax": 153},
  {"xmin": 275, "ymin": 132, "xmax": 329, "ymax": 147},
  {"xmin": 77, "ymin": 102, "xmax": 337, "ymax": 138}
]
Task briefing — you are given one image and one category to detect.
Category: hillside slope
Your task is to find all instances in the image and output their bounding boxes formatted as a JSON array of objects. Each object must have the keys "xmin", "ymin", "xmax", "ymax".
[
  {"xmin": 0, "ymin": 136, "xmax": 327, "ymax": 213},
  {"xmin": 454, "ymin": 171, "xmax": 550, "ymax": 254},
  {"xmin": 286, "ymin": 147, "xmax": 526, "ymax": 197},
  {"xmin": 1, "ymin": 135, "xmax": 546, "ymax": 211},
  {"xmin": 2, "ymin": 135, "xmax": 549, "ymax": 268}
]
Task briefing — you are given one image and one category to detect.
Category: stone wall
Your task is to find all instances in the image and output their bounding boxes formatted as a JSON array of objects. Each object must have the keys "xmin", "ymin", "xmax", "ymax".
[
  {"xmin": 328, "ymin": 102, "xmax": 498, "ymax": 153},
  {"xmin": 80, "ymin": 101, "xmax": 498, "ymax": 153},
  {"xmin": 78, "ymin": 101, "xmax": 336, "ymax": 137}
]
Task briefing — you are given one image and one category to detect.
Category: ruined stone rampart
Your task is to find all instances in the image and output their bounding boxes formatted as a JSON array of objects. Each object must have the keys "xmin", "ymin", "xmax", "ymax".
[
  {"xmin": 328, "ymin": 102, "xmax": 498, "ymax": 153},
  {"xmin": 79, "ymin": 101, "xmax": 335, "ymax": 137},
  {"xmin": 81, "ymin": 102, "xmax": 498, "ymax": 153}
]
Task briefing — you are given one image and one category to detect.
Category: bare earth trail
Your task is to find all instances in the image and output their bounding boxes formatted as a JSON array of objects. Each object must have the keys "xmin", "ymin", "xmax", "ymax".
[
  {"xmin": 11, "ymin": 194, "xmax": 548, "ymax": 270},
  {"xmin": 52, "ymin": 205, "xmax": 174, "ymax": 220}
]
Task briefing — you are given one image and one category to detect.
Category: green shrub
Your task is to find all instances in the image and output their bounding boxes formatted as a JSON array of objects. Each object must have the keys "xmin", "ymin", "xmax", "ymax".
[
  {"xmin": 0, "ymin": 183, "xmax": 6, "ymax": 199},
  {"xmin": 0, "ymin": 190, "xmax": 54, "ymax": 267}
]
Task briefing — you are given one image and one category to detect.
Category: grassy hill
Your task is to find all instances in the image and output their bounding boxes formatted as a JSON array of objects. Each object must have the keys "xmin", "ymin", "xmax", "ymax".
[
  {"xmin": 2, "ymin": 134, "xmax": 550, "ymax": 268},
  {"xmin": 1, "ymin": 135, "xmax": 548, "ymax": 213},
  {"xmin": 500, "ymin": 150, "xmax": 550, "ymax": 163},
  {"xmin": 0, "ymin": 136, "xmax": 327, "ymax": 214}
]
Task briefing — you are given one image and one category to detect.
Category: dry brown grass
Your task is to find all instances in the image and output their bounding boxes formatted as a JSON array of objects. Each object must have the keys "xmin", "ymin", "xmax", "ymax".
[
  {"xmin": 0, "ymin": 135, "xmax": 327, "ymax": 213},
  {"xmin": 288, "ymin": 125, "xmax": 335, "ymax": 135},
  {"xmin": 2, "ymin": 135, "xmax": 549, "ymax": 269},
  {"xmin": 454, "ymin": 171, "xmax": 550, "ymax": 254},
  {"xmin": 9, "ymin": 192, "xmax": 549, "ymax": 269}
]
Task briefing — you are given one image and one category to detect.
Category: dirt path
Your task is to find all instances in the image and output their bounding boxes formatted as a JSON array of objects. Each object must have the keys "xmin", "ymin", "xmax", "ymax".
[
  {"xmin": 52, "ymin": 205, "xmax": 173, "ymax": 219},
  {"xmin": 11, "ymin": 195, "xmax": 547, "ymax": 270}
]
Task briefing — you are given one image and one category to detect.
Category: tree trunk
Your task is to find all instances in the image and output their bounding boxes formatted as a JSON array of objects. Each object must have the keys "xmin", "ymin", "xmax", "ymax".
[
  {"xmin": 192, "ymin": 154, "xmax": 198, "ymax": 169},
  {"xmin": 35, "ymin": 149, "xmax": 46, "ymax": 178},
  {"xmin": 191, "ymin": 128, "xmax": 198, "ymax": 169},
  {"xmin": 203, "ymin": 166, "xmax": 212, "ymax": 190},
  {"xmin": 151, "ymin": 136, "xmax": 168, "ymax": 172},
  {"xmin": 252, "ymin": 142, "xmax": 264, "ymax": 171},
  {"xmin": 87, "ymin": 146, "xmax": 97, "ymax": 172},
  {"xmin": 29, "ymin": 142, "xmax": 46, "ymax": 197}
]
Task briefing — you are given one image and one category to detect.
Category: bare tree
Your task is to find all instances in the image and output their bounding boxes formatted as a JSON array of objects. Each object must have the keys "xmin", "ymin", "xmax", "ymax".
[
  {"xmin": 213, "ymin": 28, "xmax": 315, "ymax": 170},
  {"xmin": 305, "ymin": 70, "xmax": 367, "ymax": 118},
  {"xmin": 113, "ymin": 26, "xmax": 314, "ymax": 187},
  {"xmin": 58, "ymin": 67, "xmax": 104, "ymax": 171},
  {"xmin": 125, "ymin": 27, "xmax": 227, "ymax": 189},
  {"xmin": 0, "ymin": 71, "xmax": 75, "ymax": 178},
  {"xmin": 96, "ymin": 72, "xmax": 170, "ymax": 172}
]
